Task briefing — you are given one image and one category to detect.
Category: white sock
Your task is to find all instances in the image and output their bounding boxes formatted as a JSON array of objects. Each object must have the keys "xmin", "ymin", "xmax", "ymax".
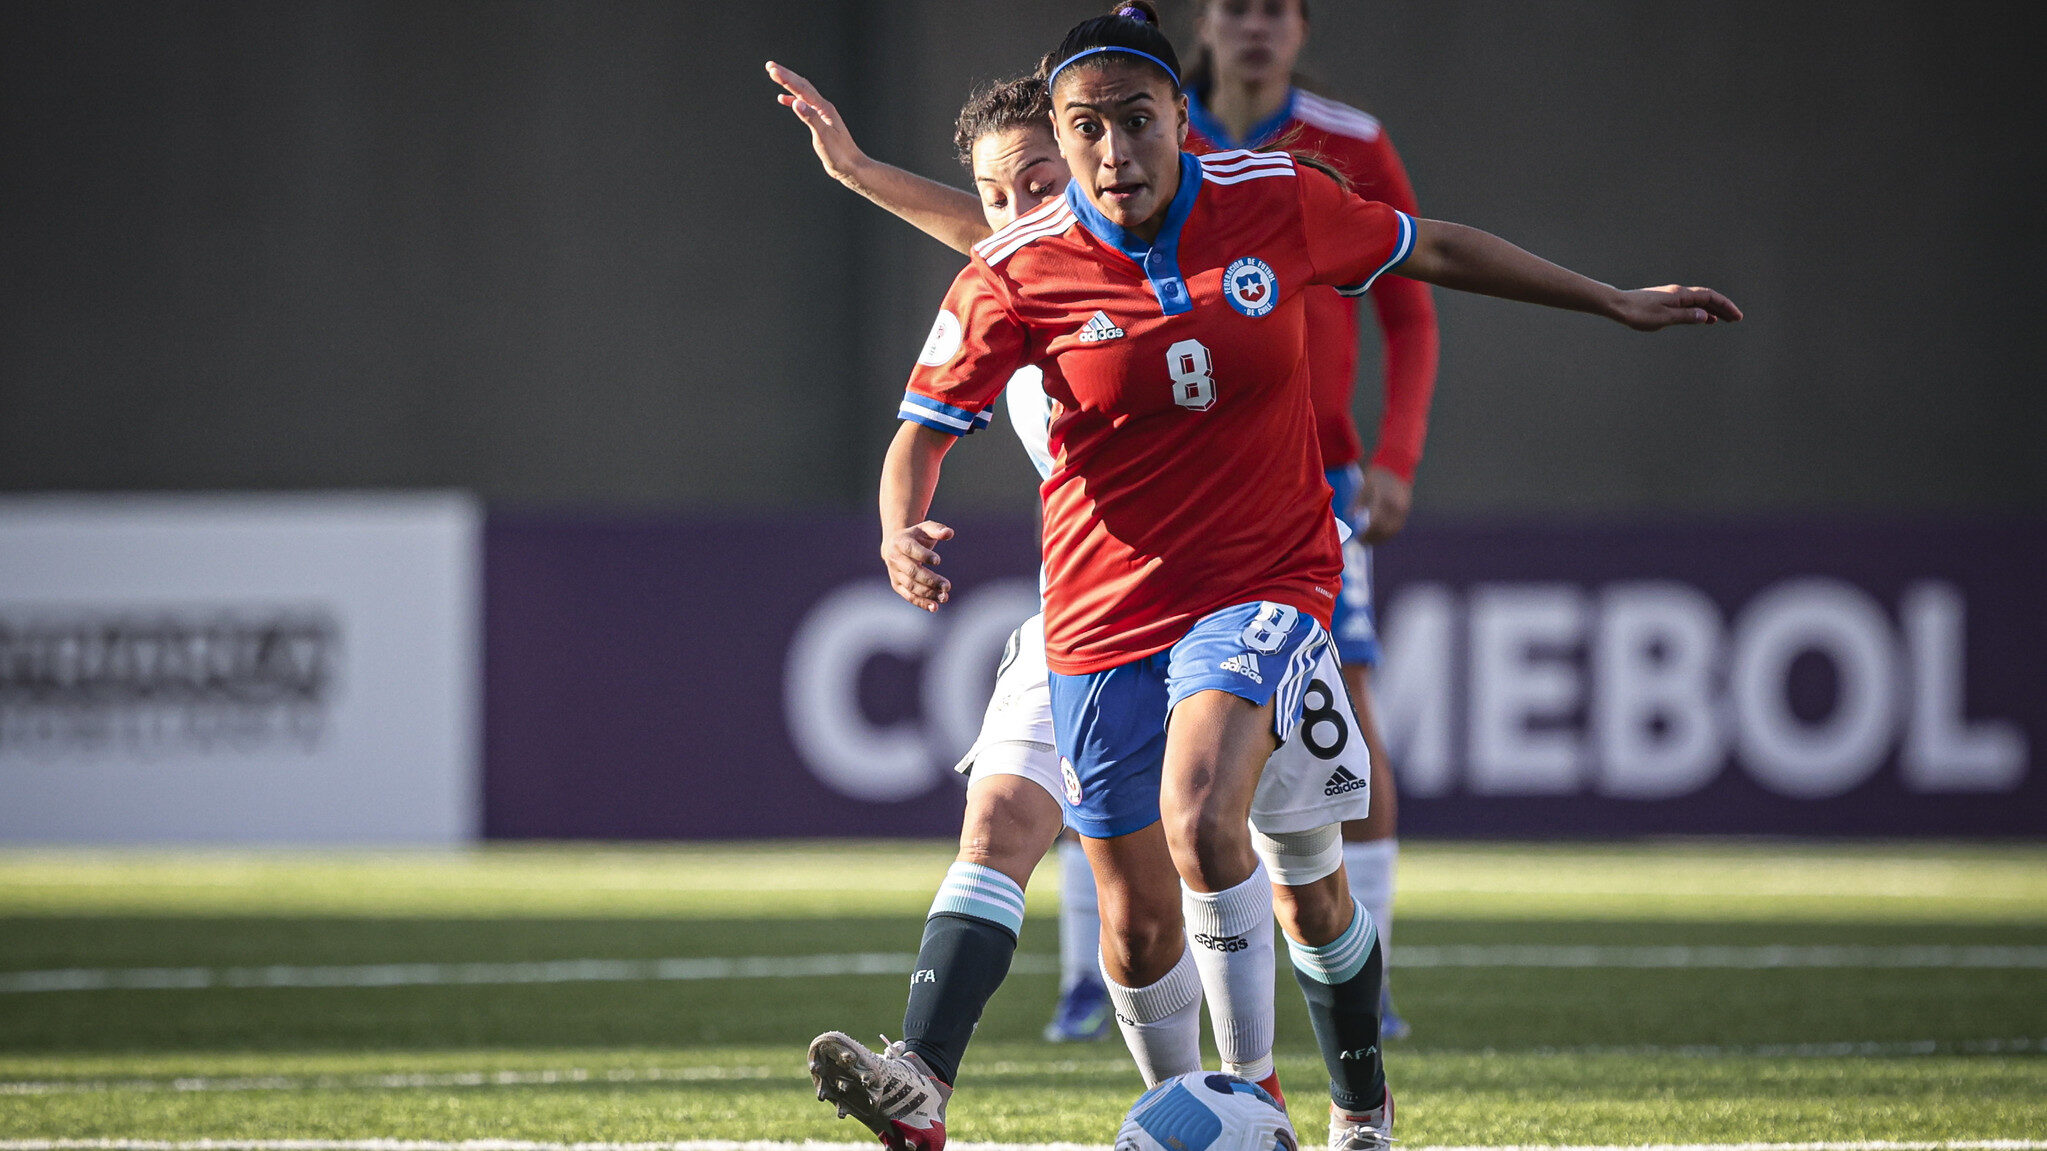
[
  {"xmin": 1344, "ymin": 839, "xmax": 1398, "ymax": 958},
  {"xmin": 1182, "ymin": 864, "xmax": 1276, "ymax": 1083},
  {"xmin": 1101, "ymin": 943, "xmax": 1204, "ymax": 1087},
  {"xmin": 1057, "ymin": 839, "xmax": 1101, "ymax": 993}
]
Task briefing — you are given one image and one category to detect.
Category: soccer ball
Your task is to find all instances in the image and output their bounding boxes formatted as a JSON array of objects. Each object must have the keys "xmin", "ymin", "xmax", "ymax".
[{"xmin": 1114, "ymin": 1071, "xmax": 1297, "ymax": 1151}]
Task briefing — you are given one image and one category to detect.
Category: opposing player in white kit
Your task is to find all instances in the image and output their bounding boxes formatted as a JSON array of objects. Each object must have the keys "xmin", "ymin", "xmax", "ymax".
[{"xmin": 769, "ymin": 63, "xmax": 1375, "ymax": 1149}]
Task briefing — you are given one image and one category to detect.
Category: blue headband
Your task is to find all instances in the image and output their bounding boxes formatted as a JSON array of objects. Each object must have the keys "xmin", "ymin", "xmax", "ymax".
[{"xmin": 1046, "ymin": 45, "xmax": 1181, "ymax": 92}]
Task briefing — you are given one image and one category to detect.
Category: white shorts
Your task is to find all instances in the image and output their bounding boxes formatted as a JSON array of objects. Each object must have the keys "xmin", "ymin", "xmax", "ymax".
[
  {"xmin": 953, "ymin": 614, "xmax": 1063, "ymax": 803},
  {"xmin": 1249, "ymin": 639, "xmax": 1374, "ymax": 833},
  {"xmin": 955, "ymin": 616, "xmax": 1373, "ymax": 831}
]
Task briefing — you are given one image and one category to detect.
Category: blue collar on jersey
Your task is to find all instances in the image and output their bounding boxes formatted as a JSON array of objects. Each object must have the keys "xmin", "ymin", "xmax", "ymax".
[
  {"xmin": 1063, "ymin": 150, "xmax": 1203, "ymax": 316},
  {"xmin": 1185, "ymin": 86, "xmax": 1298, "ymax": 152}
]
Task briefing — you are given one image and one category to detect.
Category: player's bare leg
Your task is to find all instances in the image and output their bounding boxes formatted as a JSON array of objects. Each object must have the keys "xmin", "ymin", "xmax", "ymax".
[
  {"xmin": 1178, "ymin": 682, "xmax": 1390, "ymax": 1144},
  {"xmin": 1084, "ymin": 822, "xmax": 1204, "ymax": 1087},
  {"xmin": 1160, "ymin": 689, "xmax": 1287, "ymax": 1103},
  {"xmin": 808, "ymin": 771, "xmax": 1062, "ymax": 1150},
  {"xmin": 1045, "ymin": 829, "xmax": 1110, "ymax": 1041},
  {"xmin": 1340, "ymin": 661, "xmax": 1406, "ymax": 1039}
]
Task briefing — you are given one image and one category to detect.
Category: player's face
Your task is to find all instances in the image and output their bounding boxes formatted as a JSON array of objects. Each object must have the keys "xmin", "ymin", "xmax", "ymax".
[
  {"xmin": 970, "ymin": 124, "xmax": 1069, "ymax": 231},
  {"xmin": 1198, "ymin": 0, "xmax": 1308, "ymax": 88},
  {"xmin": 1052, "ymin": 62, "xmax": 1189, "ymax": 243}
]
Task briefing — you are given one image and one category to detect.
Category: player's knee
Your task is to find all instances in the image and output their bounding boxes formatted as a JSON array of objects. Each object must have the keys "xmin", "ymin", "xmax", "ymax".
[
  {"xmin": 956, "ymin": 775, "xmax": 1061, "ymax": 878},
  {"xmin": 1161, "ymin": 801, "xmax": 1255, "ymax": 891},
  {"xmin": 1098, "ymin": 903, "xmax": 1184, "ymax": 982}
]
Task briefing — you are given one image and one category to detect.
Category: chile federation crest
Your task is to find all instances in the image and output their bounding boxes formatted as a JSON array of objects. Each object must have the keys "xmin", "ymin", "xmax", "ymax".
[{"xmin": 1223, "ymin": 256, "xmax": 1279, "ymax": 318}]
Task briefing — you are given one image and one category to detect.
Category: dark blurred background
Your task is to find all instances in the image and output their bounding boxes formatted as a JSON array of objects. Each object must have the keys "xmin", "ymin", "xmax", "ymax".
[{"xmin": 6, "ymin": 1, "xmax": 2043, "ymax": 514}]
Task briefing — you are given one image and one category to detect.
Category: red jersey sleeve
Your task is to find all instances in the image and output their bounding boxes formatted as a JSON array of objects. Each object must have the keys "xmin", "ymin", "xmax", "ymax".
[
  {"xmin": 900, "ymin": 263, "xmax": 1029, "ymax": 436},
  {"xmin": 1295, "ymin": 163, "xmax": 1417, "ymax": 298},
  {"xmin": 1354, "ymin": 132, "xmax": 1439, "ymax": 483}
]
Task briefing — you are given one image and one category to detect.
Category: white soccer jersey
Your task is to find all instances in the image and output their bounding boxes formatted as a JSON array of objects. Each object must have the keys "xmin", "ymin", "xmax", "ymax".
[{"xmin": 1001, "ymin": 366, "xmax": 1056, "ymax": 483}]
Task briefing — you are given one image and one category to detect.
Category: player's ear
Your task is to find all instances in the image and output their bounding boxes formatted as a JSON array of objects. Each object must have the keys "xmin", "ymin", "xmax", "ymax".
[{"xmin": 1174, "ymin": 92, "xmax": 1189, "ymax": 147}]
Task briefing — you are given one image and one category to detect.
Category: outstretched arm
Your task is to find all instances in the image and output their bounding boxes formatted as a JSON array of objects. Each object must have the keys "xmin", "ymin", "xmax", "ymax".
[
  {"xmin": 879, "ymin": 422, "xmax": 959, "ymax": 612},
  {"xmin": 767, "ymin": 61, "xmax": 993, "ymax": 256},
  {"xmin": 1400, "ymin": 219, "xmax": 1743, "ymax": 331}
]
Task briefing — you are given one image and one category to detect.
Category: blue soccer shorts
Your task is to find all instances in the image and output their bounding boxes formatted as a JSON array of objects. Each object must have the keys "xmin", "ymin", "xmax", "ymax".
[
  {"xmin": 1326, "ymin": 464, "xmax": 1382, "ymax": 667},
  {"xmin": 1046, "ymin": 600, "xmax": 1331, "ymax": 839}
]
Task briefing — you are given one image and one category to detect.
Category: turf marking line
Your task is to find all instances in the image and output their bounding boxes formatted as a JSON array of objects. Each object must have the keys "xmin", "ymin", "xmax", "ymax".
[
  {"xmin": 0, "ymin": 1130, "xmax": 2038, "ymax": 1138},
  {"xmin": 1, "ymin": 1142, "xmax": 2043, "ymax": 1151},
  {"xmin": 3, "ymin": 1040, "xmax": 2040, "ymax": 1097},
  {"xmin": 4, "ymin": 946, "xmax": 2043, "ymax": 995}
]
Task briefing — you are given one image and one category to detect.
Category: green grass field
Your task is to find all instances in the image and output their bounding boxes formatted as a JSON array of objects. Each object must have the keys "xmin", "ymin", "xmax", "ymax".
[{"xmin": 1, "ymin": 840, "xmax": 2043, "ymax": 1147}]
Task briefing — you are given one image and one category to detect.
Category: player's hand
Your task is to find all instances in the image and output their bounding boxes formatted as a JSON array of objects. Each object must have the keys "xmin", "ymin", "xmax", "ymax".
[
  {"xmin": 882, "ymin": 521, "xmax": 954, "ymax": 612},
  {"xmin": 765, "ymin": 61, "xmax": 870, "ymax": 186},
  {"xmin": 1610, "ymin": 285, "xmax": 1743, "ymax": 332},
  {"xmin": 1357, "ymin": 465, "xmax": 1412, "ymax": 544}
]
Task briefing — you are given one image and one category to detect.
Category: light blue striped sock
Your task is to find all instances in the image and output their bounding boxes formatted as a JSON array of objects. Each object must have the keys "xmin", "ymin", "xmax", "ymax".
[
  {"xmin": 1287, "ymin": 898, "xmax": 1378, "ymax": 985},
  {"xmin": 928, "ymin": 861, "xmax": 1027, "ymax": 938}
]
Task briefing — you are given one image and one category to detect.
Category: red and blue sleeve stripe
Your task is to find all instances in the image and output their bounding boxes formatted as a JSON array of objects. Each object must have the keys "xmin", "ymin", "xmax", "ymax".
[
  {"xmin": 1336, "ymin": 210, "xmax": 1416, "ymax": 298},
  {"xmin": 899, "ymin": 392, "xmax": 995, "ymax": 436}
]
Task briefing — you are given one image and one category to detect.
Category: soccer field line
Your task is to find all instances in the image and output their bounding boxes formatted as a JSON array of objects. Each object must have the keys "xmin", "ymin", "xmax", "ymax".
[
  {"xmin": 0, "ymin": 1130, "xmax": 2038, "ymax": 1138},
  {"xmin": 4, "ymin": 1038, "xmax": 2040, "ymax": 1096},
  {"xmin": 6, "ymin": 945, "xmax": 2045, "ymax": 995},
  {"xmin": 1, "ymin": 1141, "xmax": 2044, "ymax": 1151}
]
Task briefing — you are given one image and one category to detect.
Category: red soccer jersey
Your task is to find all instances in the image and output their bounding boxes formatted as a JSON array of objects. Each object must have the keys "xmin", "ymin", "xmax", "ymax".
[
  {"xmin": 1188, "ymin": 88, "xmax": 1440, "ymax": 479},
  {"xmin": 900, "ymin": 151, "xmax": 1416, "ymax": 675}
]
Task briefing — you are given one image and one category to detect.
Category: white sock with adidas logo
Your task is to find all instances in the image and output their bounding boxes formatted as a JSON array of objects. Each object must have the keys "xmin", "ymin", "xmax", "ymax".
[
  {"xmin": 1182, "ymin": 863, "xmax": 1276, "ymax": 1084},
  {"xmin": 1100, "ymin": 943, "xmax": 1204, "ymax": 1088}
]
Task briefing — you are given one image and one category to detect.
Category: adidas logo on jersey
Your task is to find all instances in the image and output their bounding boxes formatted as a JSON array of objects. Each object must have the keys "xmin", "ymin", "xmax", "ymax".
[
  {"xmin": 1076, "ymin": 310, "xmax": 1125, "ymax": 343},
  {"xmin": 1219, "ymin": 653, "xmax": 1263, "ymax": 684},
  {"xmin": 1324, "ymin": 765, "xmax": 1368, "ymax": 797}
]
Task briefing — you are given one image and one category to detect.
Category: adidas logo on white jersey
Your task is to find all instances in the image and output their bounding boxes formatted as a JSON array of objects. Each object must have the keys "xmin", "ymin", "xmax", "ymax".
[
  {"xmin": 1077, "ymin": 310, "xmax": 1125, "ymax": 343},
  {"xmin": 1219, "ymin": 653, "xmax": 1263, "ymax": 684},
  {"xmin": 1324, "ymin": 765, "xmax": 1368, "ymax": 797}
]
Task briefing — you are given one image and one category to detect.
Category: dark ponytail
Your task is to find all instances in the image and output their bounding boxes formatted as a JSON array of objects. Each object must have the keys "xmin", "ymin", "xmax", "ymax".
[{"xmin": 1040, "ymin": 1, "xmax": 1183, "ymax": 96}]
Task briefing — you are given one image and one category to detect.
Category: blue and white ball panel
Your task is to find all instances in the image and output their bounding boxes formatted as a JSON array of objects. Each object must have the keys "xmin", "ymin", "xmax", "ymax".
[
  {"xmin": 1324, "ymin": 464, "xmax": 1381, "ymax": 667},
  {"xmin": 1048, "ymin": 601, "xmax": 1329, "ymax": 839},
  {"xmin": 1115, "ymin": 1071, "xmax": 1296, "ymax": 1151}
]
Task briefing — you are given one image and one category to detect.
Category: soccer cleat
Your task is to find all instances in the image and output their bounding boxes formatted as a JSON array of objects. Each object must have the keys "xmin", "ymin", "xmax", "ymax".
[
  {"xmin": 1041, "ymin": 976, "xmax": 1112, "ymax": 1042},
  {"xmin": 1254, "ymin": 1070, "xmax": 1287, "ymax": 1111},
  {"xmin": 1330, "ymin": 1089, "xmax": 1395, "ymax": 1151},
  {"xmin": 1379, "ymin": 986, "xmax": 1411, "ymax": 1041},
  {"xmin": 807, "ymin": 1031, "xmax": 952, "ymax": 1150}
]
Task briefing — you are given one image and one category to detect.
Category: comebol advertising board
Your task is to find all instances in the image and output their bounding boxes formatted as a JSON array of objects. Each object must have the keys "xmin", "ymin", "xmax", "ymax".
[
  {"xmin": 485, "ymin": 515, "xmax": 2044, "ymax": 839},
  {"xmin": 0, "ymin": 493, "xmax": 481, "ymax": 844}
]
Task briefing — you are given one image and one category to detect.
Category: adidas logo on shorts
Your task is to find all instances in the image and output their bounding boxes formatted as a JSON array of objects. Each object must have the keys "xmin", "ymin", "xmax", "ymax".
[
  {"xmin": 1077, "ymin": 310, "xmax": 1125, "ymax": 343},
  {"xmin": 1324, "ymin": 765, "xmax": 1368, "ymax": 797},
  {"xmin": 1219, "ymin": 653, "xmax": 1263, "ymax": 684}
]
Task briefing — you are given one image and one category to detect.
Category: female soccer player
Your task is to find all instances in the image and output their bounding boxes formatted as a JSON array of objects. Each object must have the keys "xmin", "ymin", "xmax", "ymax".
[
  {"xmin": 879, "ymin": 6, "xmax": 1736, "ymax": 1148},
  {"xmin": 1183, "ymin": 0, "xmax": 1436, "ymax": 1040},
  {"xmin": 773, "ymin": 65, "xmax": 1378, "ymax": 1147},
  {"xmin": 770, "ymin": 60, "xmax": 1119, "ymax": 1049}
]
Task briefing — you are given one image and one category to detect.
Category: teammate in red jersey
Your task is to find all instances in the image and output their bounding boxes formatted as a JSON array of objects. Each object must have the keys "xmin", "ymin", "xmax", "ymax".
[
  {"xmin": 880, "ymin": 5, "xmax": 1737, "ymax": 1146},
  {"xmin": 1184, "ymin": 0, "xmax": 1435, "ymax": 1041}
]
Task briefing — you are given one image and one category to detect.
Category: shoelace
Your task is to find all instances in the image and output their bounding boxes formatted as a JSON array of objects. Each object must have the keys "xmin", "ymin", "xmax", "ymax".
[
  {"xmin": 1332, "ymin": 1123, "xmax": 1398, "ymax": 1151},
  {"xmin": 868, "ymin": 1035, "xmax": 937, "ymax": 1119}
]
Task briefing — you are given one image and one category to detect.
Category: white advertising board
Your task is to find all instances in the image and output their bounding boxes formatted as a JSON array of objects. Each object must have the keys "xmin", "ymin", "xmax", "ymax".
[{"xmin": 0, "ymin": 493, "xmax": 480, "ymax": 844}]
